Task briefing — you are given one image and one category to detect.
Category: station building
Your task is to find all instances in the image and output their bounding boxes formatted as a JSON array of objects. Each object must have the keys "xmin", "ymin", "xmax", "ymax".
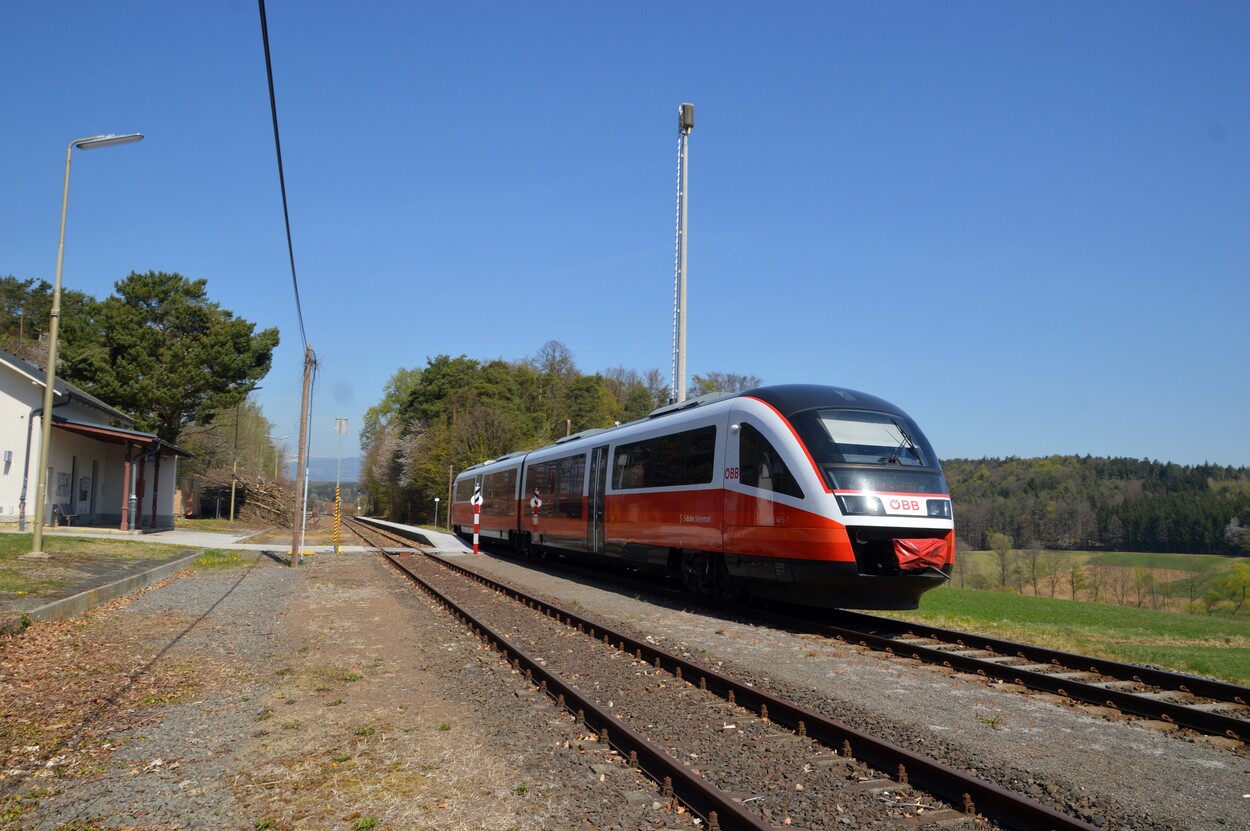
[{"xmin": 0, "ymin": 348, "xmax": 189, "ymax": 531}]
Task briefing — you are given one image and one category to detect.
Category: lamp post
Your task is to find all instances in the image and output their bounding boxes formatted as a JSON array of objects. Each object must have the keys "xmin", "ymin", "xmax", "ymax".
[
  {"xmin": 229, "ymin": 387, "xmax": 262, "ymax": 521},
  {"xmin": 30, "ymin": 133, "xmax": 143, "ymax": 556},
  {"xmin": 268, "ymin": 434, "xmax": 291, "ymax": 479},
  {"xmin": 433, "ymin": 497, "xmax": 440, "ymax": 528}
]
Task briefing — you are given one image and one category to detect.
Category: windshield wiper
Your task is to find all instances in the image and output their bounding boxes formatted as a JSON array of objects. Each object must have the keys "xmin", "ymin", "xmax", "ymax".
[{"xmin": 886, "ymin": 419, "xmax": 922, "ymax": 465}]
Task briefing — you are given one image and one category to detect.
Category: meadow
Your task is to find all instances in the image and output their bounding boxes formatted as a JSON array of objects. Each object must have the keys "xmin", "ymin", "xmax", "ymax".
[
  {"xmin": 948, "ymin": 548, "xmax": 1242, "ymax": 614},
  {"xmin": 897, "ymin": 550, "xmax": 1250, "ymax": 684}
]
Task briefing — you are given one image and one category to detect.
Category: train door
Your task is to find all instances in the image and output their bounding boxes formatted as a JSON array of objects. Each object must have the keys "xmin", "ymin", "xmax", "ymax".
[
  {"xmin": 725, "ymin": 400, "xmax": 803, "ymax": 539},
  {"xmin": 723, "ymin": 408, "xmax": 752, "ymax": 542},
  {"xmin": 588, "ymin": 445, "xmax": 609, "ymax": 554}
]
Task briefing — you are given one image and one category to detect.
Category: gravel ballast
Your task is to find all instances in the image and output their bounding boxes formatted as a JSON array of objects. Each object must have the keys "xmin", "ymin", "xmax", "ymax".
[{"xmin": 453, "ymin": 549, "xmax": 1250, "ymax": 831}]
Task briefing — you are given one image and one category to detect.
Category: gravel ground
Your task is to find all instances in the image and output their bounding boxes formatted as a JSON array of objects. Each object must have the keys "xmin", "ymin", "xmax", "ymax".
[
  {"xmin": 0, "ymin": 552, "xmax": 696, "ymax": 830},
  {"xmin": 2, "ymin": 547, "xmax": 1248, "ymax": 830}
]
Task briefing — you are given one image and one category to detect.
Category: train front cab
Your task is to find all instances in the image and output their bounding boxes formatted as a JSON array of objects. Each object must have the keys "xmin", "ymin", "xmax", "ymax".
[{"xmin": 721, "ymin": 393, "xmax": 954, "ymax": 610}]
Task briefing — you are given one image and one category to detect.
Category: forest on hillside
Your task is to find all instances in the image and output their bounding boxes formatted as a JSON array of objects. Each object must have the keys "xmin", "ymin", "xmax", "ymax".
[
  {"xmin": 359, "ymin": 342, "xmax": 758, "ymax": 523},
  {"xmin": 944, "ymin": 456, "xmax": 1250, "ymax": 556},
  {"xmin": 358, "ymin": 344, "xmax": 1250, "ymax": 557}
]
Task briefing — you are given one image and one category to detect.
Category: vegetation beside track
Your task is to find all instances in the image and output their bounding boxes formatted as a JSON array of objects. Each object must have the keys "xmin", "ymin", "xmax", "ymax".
[
  {"xmin": 0, "ymin": 533, "xmax": 190, "ymax": 597},
  {"xmin": 951, "ymin": 548, "xmax": 1249, "ymax": 617},
  {"xmin": 192, "ymin": 549, "xmax": 251, "ymax": 570},
  {"xmin": 897, "ymin": 586, "xmax": 1250, "ymax": 684}
]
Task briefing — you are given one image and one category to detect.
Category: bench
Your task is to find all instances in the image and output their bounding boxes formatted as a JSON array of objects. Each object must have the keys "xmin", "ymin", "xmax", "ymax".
[{"xmin": 51, "ymin": 506, "xmax": 79, "ymax": 526}]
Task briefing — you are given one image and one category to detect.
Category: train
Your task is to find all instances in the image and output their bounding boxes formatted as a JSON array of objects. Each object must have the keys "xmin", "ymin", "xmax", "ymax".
[{"xmin": 450, "ymin": 384, "xmax": 954, "ymax": 609}]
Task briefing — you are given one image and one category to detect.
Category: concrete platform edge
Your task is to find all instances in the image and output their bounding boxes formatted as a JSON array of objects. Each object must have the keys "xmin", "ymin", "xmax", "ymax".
[{"xmin": 5, "ymin": 550, "xmax": 204, "ymax": 630}]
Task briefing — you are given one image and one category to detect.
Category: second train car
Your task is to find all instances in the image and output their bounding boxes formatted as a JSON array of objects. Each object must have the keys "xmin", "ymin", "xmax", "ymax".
[{"xmin": 450, "ymin": 384, "xmax": 954, "ymax": 609}]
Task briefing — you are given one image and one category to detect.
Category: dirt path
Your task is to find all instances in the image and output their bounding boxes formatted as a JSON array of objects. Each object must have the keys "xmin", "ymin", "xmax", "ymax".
[{"xmin": 1, "ymin": 553, "xmax": 670, "ymax": 830}]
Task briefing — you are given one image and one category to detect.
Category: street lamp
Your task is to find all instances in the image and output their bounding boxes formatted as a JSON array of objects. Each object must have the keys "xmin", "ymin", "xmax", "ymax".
[
  {"xmin": 433, "ymin": 497, "xmax": 440, "ymax": 528},
  {"xmin": 30, "ymin": 133, "xmax": 143, "ymax": 556},
  {"xmin": 268, "ymin": 434, "xmax": 291, "ymax": 479}
]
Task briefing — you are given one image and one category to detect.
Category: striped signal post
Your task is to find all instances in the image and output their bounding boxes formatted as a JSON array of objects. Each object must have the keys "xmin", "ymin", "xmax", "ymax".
[
  {"xmin": 470, "ymin": 484, "xmax": 483, "ymax": 554},
  {"xmin": 530, "ymin": 489, "xmax": 542, "ymax": 532},
  {"xmin": 334, "ymin": 418, "xmax": 348, "ymax": 555}
]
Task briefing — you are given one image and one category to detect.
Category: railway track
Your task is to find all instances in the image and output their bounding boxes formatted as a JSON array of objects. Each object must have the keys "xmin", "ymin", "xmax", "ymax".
[
  {"xmin": 373, "ymin": 521, "xmax": 1250, "ymax": 746},
  {"xmin": 346, "ymin": 517, "xmax": 1109, "ymax": 831},
  {"xmin": 803, "ymin": 609, "xmax": 1250, "ymax": 745}
]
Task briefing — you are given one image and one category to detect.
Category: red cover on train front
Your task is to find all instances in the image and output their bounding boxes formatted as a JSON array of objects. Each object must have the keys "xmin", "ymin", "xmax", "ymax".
[{"xmin": 894, "ymin": 538, "xmax": 947, "ymax": 571}]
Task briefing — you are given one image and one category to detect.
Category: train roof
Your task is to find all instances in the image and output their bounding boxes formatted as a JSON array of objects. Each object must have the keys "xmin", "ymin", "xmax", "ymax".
[
  {"xmin": 740, "ymin": 384, "xmax": 908, "ymax": 419},
  {"xmin": 454, "ymin": 384, "xmax": 912, "ymax": 480}
]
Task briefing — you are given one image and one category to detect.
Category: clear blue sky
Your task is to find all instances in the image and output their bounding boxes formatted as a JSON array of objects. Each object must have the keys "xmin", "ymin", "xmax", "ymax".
[{"xmin": 3, "ymin": 2, "xmax": 1247, "ymax": 468}]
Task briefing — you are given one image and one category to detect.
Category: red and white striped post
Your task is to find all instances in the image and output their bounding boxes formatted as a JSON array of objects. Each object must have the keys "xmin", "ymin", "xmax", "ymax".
[
  {"xmin": 530, "ymin": 489, "xmax": 542, "ymax": 531},
  {"xmin": 470, "ymin": 485, "xmax": 483, "ymax": 555}
]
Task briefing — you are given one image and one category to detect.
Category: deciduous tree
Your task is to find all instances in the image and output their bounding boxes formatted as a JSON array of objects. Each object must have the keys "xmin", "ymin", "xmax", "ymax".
[
  {"xmin": 64, "ymin": 271, "xmax": 279, "ymax": 444},
  {"xmin": 689, "ymin": 371, "xmax": 762, "ymax": 398},
  {"xmin": 987, "ymin": 530, "xmax": 1014, "ymax": 590}
]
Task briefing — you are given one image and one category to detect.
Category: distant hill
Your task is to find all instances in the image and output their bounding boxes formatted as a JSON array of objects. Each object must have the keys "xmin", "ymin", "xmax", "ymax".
[
  {"xmin": 297, "ymin": 455, "xmax": 360, "ymax": 483},
  {"xmin": 944, "ymin": 456, "xmax": 1250, "ymax": 555}
]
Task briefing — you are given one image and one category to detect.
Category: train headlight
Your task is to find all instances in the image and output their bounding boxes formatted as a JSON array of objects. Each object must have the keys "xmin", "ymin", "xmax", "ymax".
[
  {"xmin": 837, "ymin": 495, "xmax": 885, "ymax": 516},
  {"xmin": 926, "ymin": 499, "xmax": 952, "ymax": 519}
]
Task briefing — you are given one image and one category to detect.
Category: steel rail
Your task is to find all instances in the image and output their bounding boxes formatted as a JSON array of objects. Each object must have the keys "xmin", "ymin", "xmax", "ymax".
[
  {"xmin": 349, "ymin": 518, "xmax": 1249, "ymax": 743},
  {"xmin": 836, "ymin": 609, "xmax": 1250, "ymax": 706},
  {"xmin": 394, "ymin": 543, "xmax": 1104, "ymax": 831},
  {"xmin": 341, "ymin": 522, "xmax": 771, "ymax": 831},
  {"xmin": 760, "ymin": 611, "xmax": 1250, "ymax": 744},
  {"xmin": 376, "ymin": 551, "xmax": 774, "ymax": 831}
]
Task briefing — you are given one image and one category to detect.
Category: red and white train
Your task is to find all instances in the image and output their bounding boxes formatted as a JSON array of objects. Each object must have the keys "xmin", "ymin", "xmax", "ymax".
[{"xmin": 451, "ymin": 384, "xmax": 954, "ymax": 609}]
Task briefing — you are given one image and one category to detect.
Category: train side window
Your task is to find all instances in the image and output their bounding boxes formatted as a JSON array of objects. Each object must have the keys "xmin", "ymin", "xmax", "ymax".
[
  {"xmin": 739, "ymin": 423, "xmax": 804, "ymax": 499},
  {"xmin": 483, "ymin": 469, "xmax": 517, "ymax": 512},
  {"xmin": 525, "ymin": 462, "xmax": 557, "ymax": 515},
  {"xmin": 558, "ymin": 454, "xmax": 585, "ymax": 518},
  {"xmin": 454, "ymin": 477, "xmax": 478, "ymax": 503},
  {"xmin": 614, "ymin": 426, "xmax": 717, "ymax": 489}
]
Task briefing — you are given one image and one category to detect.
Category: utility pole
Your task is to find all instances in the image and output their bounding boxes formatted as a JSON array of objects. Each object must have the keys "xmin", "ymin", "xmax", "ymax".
[
  {"xmin": 446, "ymin": 465, "xmax": 453, "ymax": 531},
  {"xmin": 289, "ymin": 344, "xmax": 315, "ymax": 567},
  {"xmin": 672, "ymin": 102, "xmax": 694, "ymax": 404}
]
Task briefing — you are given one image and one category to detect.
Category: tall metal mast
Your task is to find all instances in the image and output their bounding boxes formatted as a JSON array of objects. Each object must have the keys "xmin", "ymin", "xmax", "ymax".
[{"xmin": 671, "ymin": 103, "xmax": 694, "ymax": 403}]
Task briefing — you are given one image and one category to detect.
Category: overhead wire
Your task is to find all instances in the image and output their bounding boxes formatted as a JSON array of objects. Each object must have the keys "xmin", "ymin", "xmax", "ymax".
[
  {"xmin": 257, "ymin": 0, "xmax": 308, "ymax": 352},
  {"xmin": 257, "ymin": 0, "xmax": 318, "ymax": 559}
]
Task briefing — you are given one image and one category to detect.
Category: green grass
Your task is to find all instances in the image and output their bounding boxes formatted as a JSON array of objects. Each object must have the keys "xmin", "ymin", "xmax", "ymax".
[
  {"xmin": 1082, "ymin": 551, "xmax": 1230, "ymax": 571},
  {"xmin": 897, "ymin": 586, "xmax": 1250, "ymax": 684},
  {"xmin": 955, "ymin": 548, "xmax": 1231, "ymax": 578},
  {"xmin": 0, "ymin": 568, "xmax": 63, "ymax": 595},
  {"xmin": 0, "ymin": 533, "xmax": 187, "ymax": 561},
  {"xmin": 193, "ymin": 549, "xmax": 249, "ymax": 570},
  {"xmin": 0, "ymin": 533, "xmax": 193, "ymax": 597}
]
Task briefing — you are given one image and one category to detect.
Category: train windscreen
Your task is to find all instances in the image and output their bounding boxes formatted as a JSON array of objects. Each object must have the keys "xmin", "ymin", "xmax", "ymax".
[{"xmin": 790, "ymin": 409, "xmax": 949, "ymax": 495}]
